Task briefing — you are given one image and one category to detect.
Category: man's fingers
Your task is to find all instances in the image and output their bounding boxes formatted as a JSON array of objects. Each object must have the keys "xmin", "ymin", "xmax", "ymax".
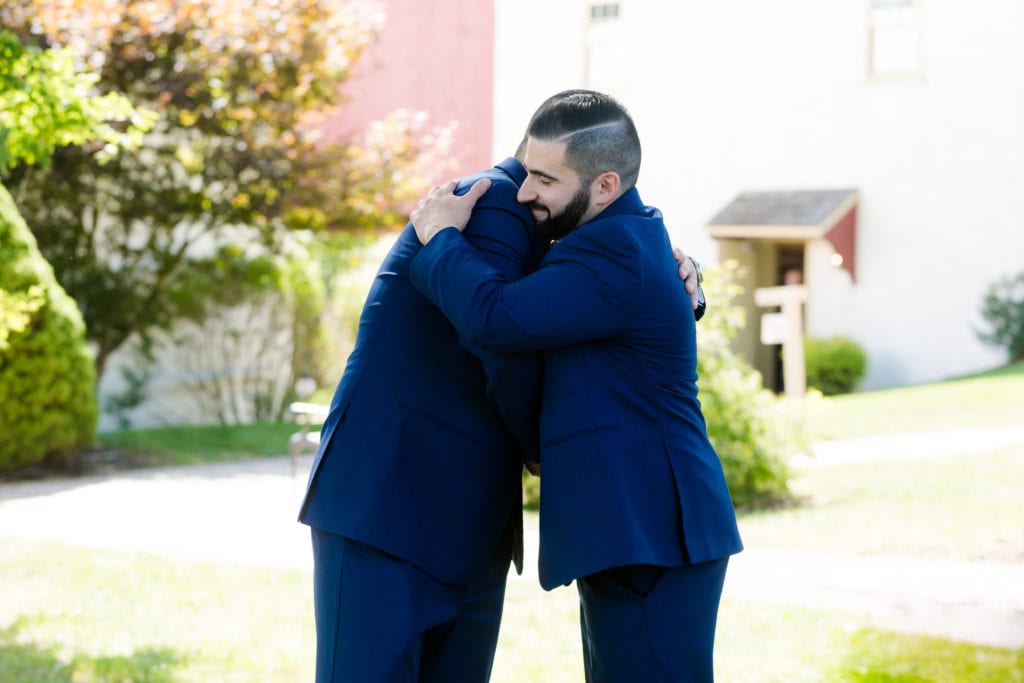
[
  {"xmin": 463, "ymin": 177, "xmax": 491, "ymax": 202},
  {"xmin": 427, "ymin": 179, "xmax": 457, "ymax": 197},
  {"xmin": 674, "ymin": 252, "xmax": 696, "ymax": 294}
]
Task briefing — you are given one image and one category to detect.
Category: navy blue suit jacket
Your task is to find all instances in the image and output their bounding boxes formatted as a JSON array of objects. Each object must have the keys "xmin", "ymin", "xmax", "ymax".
[
  {"xmin": 299, "ymin": 158, "xmax": 543, "ymax": 586},
  {"xmin": 411, "ymin": 188, "xmax": 743, "ymax": 590}
]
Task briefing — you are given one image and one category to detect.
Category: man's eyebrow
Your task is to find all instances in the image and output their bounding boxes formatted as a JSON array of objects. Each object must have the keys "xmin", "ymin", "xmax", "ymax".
[{"xmin": 529, "ymin": 169, "xmax": 559, "ymax": 182}]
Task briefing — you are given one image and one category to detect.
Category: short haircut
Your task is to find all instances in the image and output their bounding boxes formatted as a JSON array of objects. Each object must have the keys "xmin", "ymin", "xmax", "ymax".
[{"xmin": 525, "ymin": 89, "xmax": 641, "ymax": 191}]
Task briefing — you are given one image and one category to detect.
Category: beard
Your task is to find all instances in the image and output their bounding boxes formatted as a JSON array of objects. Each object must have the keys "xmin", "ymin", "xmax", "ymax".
[{"xmin": 533, "ymin": 186, "xmax": 591, "ymax": 246}]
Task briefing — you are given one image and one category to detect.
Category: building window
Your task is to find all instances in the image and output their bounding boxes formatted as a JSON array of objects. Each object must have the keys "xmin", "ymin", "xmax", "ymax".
[
  {"xmin": 868, "ymin": 0, "xmax": 921, "ymax": 78},
  {"xmin": 586, "ymin": 3, "xmax": 624, "ymax": 93}
]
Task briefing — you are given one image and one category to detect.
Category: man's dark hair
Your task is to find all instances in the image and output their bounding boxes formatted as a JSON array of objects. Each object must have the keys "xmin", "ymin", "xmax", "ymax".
[{"xmin": 525, "ymin": 89, "xmax": 641, "ymax": 192}]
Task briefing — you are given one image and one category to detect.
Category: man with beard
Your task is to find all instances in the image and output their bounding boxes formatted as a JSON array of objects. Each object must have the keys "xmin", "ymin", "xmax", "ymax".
[
  {"xmin": 298, "ymin": 100, "xmax": 704, "ymax": 680},
  {"xmin": 410, "ymin": 89, "xmax": 742, "ymax": 682}
]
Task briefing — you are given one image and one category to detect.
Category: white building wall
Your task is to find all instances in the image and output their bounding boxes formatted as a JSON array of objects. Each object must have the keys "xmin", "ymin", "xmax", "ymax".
[{"xmin": 494, "ymin": 0, "xmax": 1024, "ymax": 389}]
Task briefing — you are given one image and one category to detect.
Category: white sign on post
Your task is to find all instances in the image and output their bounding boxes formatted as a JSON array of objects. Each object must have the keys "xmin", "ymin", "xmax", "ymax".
[
  {"xmin": 760, "ymin": 312, "xmax": 786, "ymax": 345},
  {"xmin": 754, "ymin": 285, "xmax": 808, "ymax": 399}
]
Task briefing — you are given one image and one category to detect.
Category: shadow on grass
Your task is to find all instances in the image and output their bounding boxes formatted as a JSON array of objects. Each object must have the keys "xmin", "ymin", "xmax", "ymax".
[
  {"xmin": 835, "ymin": 628, "xmax": 1024, "ymax": 682},
  {"xmin": 0, "ymin": 619, "xmax": 183, "ymax": 683}
]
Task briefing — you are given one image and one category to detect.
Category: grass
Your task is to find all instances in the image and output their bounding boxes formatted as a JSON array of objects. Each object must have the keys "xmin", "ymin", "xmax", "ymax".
[
  {"xmin": 739, "ymin": 446, "xmax": 1024, "ymax": 561},
  {"xmin": 2, "ymin": 535, "xmax": 1021, "ymax": 683},
  {"xmin": 0, "ymin": 540, "xmax": 313, "ymax": 683},
  {"xmin": 97, "ymin": 421, "xmax": 297, "ymax": 465},
  {"xmin": 795, "ymin": 361, "xmax": 1024, "ymax": 441},
  {"xmin": 713, "ymin": 602, "xmax": 1024, "ymax": 682},
  {"xmin": 2, "ymin": 361, "xmax": 1022, "ymax": 681}
]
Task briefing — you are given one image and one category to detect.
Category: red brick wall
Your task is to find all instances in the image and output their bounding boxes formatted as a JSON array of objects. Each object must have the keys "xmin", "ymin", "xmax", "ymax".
[{"xmin": 319, "ymin": 0, "xmax": 495, "ymax": 176}]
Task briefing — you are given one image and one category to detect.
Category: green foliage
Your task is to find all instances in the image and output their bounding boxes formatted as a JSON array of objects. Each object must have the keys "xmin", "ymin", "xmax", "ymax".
[
  {"xmin": 0, "ymin": 283, "xmax": 44, "ymax": 349},
  {"xmin": 976, "ymin": 272, "xmax": 1024, "ymax": 362},
  {"xmin": 522, "ymin": 471, "xmax": 541, "ymax": 511},
  {"xmin": 805, "ymin": 336, "xmax": 868, "ymax": 396},
  {"xmin": 0, "ymin": 182, "xmax": 97, "ymax": 471},
  {"xmin": 697, "ymin": 261, "xmax": 795, "ymax": 509},
  {"xmin": 0, "ymin": 28, "xmax": 155, "ymax": 172},
  {"xmin": 0, "ymin": 24, "xmax": 151, "ymax": 471},
  {"xmin": 2, "ymin": 1, "xmax": 450, "ymax": 381}
]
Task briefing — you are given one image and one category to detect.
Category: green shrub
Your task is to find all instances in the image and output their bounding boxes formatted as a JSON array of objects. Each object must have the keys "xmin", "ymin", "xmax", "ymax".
[
  {"xmin": 804, "ymin": 336, "xmax": 867, "ymax": 396},
  {"xmin": 522, "ymin": 471, "xmax": 541, "ymax": 511},
  {"xmin": 0, "ymin": 183, "xmax": 97, "ymax": 471},
  {"xmin": 697, "ymin": 261, "xmax": 795, "ymax": 508},
  {"xmin": 976, "ymin": 272, "xmax": 1024, "ymax": 362}
]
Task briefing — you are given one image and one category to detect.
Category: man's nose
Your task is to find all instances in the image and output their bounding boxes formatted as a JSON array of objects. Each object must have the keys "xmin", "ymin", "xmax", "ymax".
[{"xmin": 516, "ymin": 181, "xmax": 535, "ymax": 205}]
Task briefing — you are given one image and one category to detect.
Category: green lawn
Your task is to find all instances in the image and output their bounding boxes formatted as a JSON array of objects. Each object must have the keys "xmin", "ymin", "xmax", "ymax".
[
  {"xmin": 98, "ymin": 421, "xmax": 298, "ymax": 465},
  {"xmin": 740, "ymin": 446, "xmax": 1024, "ymax": 561},
  {"xmin": 0, "ymin": 540, "xmax": 313, "ymax": 683},
  {"xmin": 2, "ymin": 535, "xmax": 1021, "ymax": 683},
  {"xmin": 2, "ymin": 362, "xmax": 1022, "ymax": 681},
  {"xmin": 795, "ymin": 361, "xmax": 1024, "ymax": 442}
]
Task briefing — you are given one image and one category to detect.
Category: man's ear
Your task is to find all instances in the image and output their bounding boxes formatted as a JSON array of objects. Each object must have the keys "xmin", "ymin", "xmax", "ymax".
[{"xmin": 591, "ymin": 171, "xmax": 621, "ymax": 208}]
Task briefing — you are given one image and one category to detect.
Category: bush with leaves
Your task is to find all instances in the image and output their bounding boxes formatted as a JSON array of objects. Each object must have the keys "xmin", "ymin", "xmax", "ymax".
[
  {"xmin": 2, "ymin": 0, "xmax": 450, "ymax": 384},
  {"xmin": 804, "ymin": 336, "xmax": 867, "ymax": 396},
  {"xmin": 0, "ymin": 184, "xmax": 97, "ymax": 471},
  {"xmin": 0, "ymin": 28, "xmax": 153, "ymax": 472},
  {"xmin": 976, "ymin": 272, "xmax": 1024, "ymax": 363},
  {"xmin": 696, "ymin": 261, "xmax": 795, "ymax": 509}
]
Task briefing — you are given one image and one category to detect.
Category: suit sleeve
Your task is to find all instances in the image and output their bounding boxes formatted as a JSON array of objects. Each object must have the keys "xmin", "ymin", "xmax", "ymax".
[
  {"xmin": 411, "ymin": 219, "xmax": 643, "ymax": 354},
  {"xmin": 455, "ymin": 180, "xmax": 542, "ymax": 462}
]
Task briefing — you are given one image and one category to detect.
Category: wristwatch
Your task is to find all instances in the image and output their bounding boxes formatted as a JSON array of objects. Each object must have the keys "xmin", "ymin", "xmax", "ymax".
[
  {"xmin": 689, "ymin": 257, "xmax": 706, "ymax": 321},
  {"xmin": 688, "ymin": 257, "xmax": 704, "ymax": 286},
  {"xmin": 695, "ymin": 285, "xmax": 706, "ymax": 321}
]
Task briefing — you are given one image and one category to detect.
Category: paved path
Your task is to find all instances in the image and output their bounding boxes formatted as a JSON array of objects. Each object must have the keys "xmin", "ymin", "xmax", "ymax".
[
  {"xmin": 1, "ymin": 426, "xmax": 1023, "ymax": 648},
  {"xmin": 0, "ymin": 457, "xmax": 313, "ymax": 571},
  {"xmin": 793, "ymin": 424, "xmax": 1024, "ymax": 468}
]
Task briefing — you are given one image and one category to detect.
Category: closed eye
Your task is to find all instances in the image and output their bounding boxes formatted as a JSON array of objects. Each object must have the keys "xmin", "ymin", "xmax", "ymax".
[{"xmin": 529, "ymin": 170, "xmax": 559, "ymax": 186}]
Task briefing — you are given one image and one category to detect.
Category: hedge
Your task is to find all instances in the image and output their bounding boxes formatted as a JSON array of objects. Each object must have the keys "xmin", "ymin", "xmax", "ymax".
[{"xmin": 0, "ymin": 183, "xmax": 97, "ymax": 471}]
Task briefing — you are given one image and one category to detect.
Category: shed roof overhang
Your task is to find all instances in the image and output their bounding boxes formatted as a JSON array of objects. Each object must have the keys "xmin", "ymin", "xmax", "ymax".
[{"xmin": 706, "ymin": 189, "xmax": 859, "ymax": 281}]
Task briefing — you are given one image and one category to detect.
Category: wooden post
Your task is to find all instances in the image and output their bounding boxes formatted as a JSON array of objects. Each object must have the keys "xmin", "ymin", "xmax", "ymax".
[{"xmin": 754, "ymin": 285, "xmax": 808, "ymax": 399}]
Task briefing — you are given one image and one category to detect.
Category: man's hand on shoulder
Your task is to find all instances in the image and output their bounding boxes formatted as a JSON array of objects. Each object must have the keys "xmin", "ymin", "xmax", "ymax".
[{"xmin": 411, "ymin": 178, "xmax": 492, "ymax": 245}]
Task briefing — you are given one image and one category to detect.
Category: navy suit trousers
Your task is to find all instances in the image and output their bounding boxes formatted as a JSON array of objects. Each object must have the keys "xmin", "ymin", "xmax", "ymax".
[
  {"xmin": 577, "ymin": 559, "xmax": 729, "ymax": 683},
  {"xmin": 311, "ymin": 527, "xmax": 510, "ymax": 683}
]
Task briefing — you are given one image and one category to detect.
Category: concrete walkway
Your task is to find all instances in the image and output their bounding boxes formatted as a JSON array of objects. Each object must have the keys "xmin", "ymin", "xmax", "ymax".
[{"xmin": 1, "ymin": 426, "xmax": 1023, "ymax": 648}]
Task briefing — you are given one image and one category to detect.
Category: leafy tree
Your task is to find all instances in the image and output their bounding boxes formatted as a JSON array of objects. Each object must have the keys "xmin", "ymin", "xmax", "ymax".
[
  {"xmin": 0, "ymin": 28, "xmax": 154, "ymax": 172},
  {"xmin": 977, "ymin": 272, "xmax": 1024, "ymax": 362},
  {"xmin": 0, "ymin": 28, "xmax": 153, "ymax": 471},
  {"xmin": 1, "ymin": 0, "xmax": 446, "ymax": 381}
]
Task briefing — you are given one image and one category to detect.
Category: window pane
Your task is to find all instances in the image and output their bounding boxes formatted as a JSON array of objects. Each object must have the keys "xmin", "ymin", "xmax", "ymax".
[{"xmin": 870, "ymin": 0, "xmax": 920, "ymax": 77}]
